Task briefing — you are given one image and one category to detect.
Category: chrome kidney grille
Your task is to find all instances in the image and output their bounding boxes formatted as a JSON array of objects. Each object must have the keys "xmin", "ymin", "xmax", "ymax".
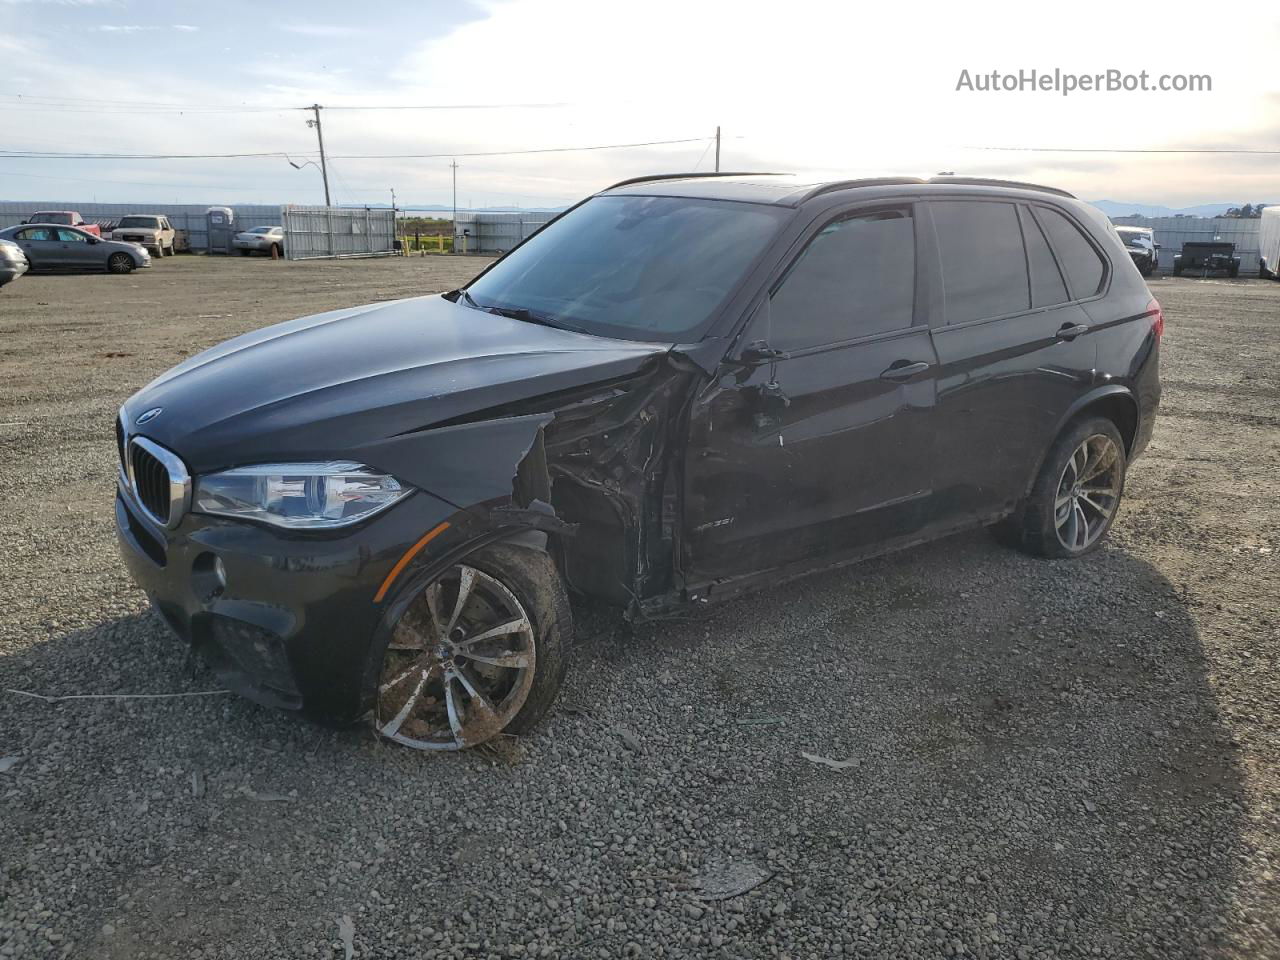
[{"xmin": 117, "ymin": 414, "xmax": 191, "ymax": 529}]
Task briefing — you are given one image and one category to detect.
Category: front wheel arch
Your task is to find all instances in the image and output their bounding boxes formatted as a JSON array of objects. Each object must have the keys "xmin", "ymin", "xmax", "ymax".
[
  {"xmin": 358, "ymin": 525, "xmax": 567, "ymax": 717},
  {"xmin": 363, "ymin": 534, "xmax": 571, "ymax": 749}
]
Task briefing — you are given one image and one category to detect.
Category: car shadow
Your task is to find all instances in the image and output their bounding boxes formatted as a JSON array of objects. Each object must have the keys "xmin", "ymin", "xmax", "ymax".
[
  {"xmin": 0, "ymin": 531, "xmax": 1257, "ymax": 957},
  {"xmin": 569, "ymin": 530, "xmax": 1253, "ymax": 956}
]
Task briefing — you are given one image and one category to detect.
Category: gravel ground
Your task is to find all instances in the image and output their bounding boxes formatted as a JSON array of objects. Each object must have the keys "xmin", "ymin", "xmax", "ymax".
[{"xmin": 1, "ymin": 257, "xmax": 1277, "ymax": 959}]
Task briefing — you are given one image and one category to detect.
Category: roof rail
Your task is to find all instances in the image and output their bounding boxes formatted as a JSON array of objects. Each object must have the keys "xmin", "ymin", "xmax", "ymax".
[
  {"xmin": 601, "ymin": 171, "xmax": 790, "ymax": 192},
  {"xmin": 799, "ymin": 177, "xmax": 927, "ymax": 202},
  {"xmin": 927, "ymin": 176, "xmax": 1076, "ymax": 198}
]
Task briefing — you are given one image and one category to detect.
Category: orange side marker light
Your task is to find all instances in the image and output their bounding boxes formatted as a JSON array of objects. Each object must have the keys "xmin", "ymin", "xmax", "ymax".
[{"xmin": 373, "ymin": 522, "xmax": 451, "ymax": 603}]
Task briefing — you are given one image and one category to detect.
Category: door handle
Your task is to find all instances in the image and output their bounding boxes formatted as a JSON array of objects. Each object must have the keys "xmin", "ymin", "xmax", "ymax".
[
  {"xmin": 879, "ymin": 360, "xmax": 931, "ymax": 381},
  {"xmin": 1056, "ymin": 323, "xmax": 1090, "ymax": 341}
]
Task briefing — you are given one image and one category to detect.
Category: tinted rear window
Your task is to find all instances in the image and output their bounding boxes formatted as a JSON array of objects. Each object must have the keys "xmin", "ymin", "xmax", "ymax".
[
  {"xmin": 1035, "ymin": 207, "xmax": 1106, "ymax": 299},
  {"xmin": 931, "ymin": 201, "xmax": 1029, "ymax": 324}
]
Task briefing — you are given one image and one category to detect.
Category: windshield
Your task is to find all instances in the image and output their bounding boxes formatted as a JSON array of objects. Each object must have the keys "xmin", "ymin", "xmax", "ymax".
[
  {"xmin": 464, "ymin": 195, "xmax": 788, "ymax": 341},
  {"xmin": 248, "ymin": 226, "xmax": 276, "ymax": 234},
  {"xmin": 33, "ymin": 213, "xmax": 73, "ymax": 225},
  {"xmin": 117, "ymin": 217, "xmax": 159, "ymax": 228}
]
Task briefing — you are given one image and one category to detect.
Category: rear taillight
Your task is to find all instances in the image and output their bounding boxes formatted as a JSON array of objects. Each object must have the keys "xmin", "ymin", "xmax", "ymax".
[{"xmin": 1148, "ymin": 297, "xmax": 1164, "ymax": 340}]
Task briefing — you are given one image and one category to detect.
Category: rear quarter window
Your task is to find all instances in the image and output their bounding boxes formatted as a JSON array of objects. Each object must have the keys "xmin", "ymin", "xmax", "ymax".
[
  {"xmin": 1034, "ymin": 206, "xmax": 1106, "ymax": 299},
  {"xmin": 1018, "ymin": 206, "xmax": 1069, "ymax": 308}
]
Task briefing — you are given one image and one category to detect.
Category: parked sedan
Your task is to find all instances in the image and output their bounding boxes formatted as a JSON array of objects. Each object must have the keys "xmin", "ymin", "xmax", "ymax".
[
  {"xmin": 233, "ymin": 226, "xmax": 285, "ymax": 257},
  {"xmin": 0, "ymin": 238, "xmax": 29, "ymax": 288},
  {"xmin": 0, "ymin": 225, "xmax": 151, "ymax": 274}
]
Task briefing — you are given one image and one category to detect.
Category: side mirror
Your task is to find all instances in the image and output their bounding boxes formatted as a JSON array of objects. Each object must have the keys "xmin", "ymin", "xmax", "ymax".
[
  {"xmin": 87, "ymin": 237, "xmax": 98, "ymax": 245},
  {"xmin": 739, "ymin": 340, "xmax": 789, "ymax": 365}
]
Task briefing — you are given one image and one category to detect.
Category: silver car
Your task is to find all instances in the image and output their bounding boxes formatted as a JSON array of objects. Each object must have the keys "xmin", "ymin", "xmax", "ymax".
[
  {"xmin": 0, "ymin": 225, "xmax": 152, "ymax": 274},
  {"xmin": 233, "ymin": 225, "xmax": 285, "ymax": 257},
  {"xmin": 0, "ymin": 238, "xmax": 29, "ymax": 288}
]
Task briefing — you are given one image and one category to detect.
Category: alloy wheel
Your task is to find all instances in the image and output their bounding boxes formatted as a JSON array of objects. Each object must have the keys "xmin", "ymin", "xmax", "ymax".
[
  {"xmin": 376, "ymin": 563, "xmax": 536, "ymax": 750},
  {"xmin": 1054, "ymin": 434, "xmax": 1122, "ymax": 552}
]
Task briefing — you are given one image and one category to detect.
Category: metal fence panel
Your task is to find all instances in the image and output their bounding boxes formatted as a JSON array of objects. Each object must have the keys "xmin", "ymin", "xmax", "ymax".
[
  {"xmin": 281, "ymin": 206, "xmax": 396, "ymax": 260},
  {"xmin": 1110, "ymin": 215, "xmax": 1262, "ymax": 274},
  {"xmin": 454, "ymin": 212, "xmax": 556, "ymax": 254}
]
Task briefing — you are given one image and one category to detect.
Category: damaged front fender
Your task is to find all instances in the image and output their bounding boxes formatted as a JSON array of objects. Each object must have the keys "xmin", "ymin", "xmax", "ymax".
[
  {"xmin": 364, "ymin": 352, "xmax": 705, "ymax": 618},
  {"xmin": 360, "ymin": 412, "xmax": 556, "ymax": 509}
]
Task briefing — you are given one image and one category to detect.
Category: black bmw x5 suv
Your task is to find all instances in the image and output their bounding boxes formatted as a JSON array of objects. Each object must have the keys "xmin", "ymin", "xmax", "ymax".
[{"xmin": 115, "ymin": 174, "xmax": 1162, "ymax": 750}]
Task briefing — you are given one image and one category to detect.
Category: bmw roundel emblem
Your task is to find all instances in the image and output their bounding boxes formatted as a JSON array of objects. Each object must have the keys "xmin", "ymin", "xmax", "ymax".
[{"xmin": 135, "ymin": 407, "xmax": 163, "ymax": 426}]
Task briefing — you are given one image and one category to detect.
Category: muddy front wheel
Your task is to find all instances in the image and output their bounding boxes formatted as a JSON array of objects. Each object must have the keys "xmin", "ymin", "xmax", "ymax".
[{"xmin": 375, "ymin": 543, "xmax": 570, "ymax": 750}]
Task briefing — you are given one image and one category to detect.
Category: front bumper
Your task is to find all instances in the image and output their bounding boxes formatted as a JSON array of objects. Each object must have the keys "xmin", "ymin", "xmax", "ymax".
[
  {"xmin": 232, "ymin": 239, "xmax": 271, "ymax": 251},
  {"xmin": 0, "ymin": 261, "xmax": 27, "ymax": 286},
  {"xmin": 114, "ymin": 480, "xmax": 459, "ymax": 723}
]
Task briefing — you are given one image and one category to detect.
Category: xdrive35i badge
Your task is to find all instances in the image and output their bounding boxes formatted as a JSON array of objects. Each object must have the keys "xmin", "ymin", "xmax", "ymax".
[{"xmin": 135, "ymin": 407, "xmax": 163, "ymax": 425}]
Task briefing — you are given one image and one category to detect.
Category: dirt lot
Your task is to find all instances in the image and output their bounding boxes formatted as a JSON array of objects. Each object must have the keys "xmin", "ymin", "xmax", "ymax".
[{"xmin": 1, "ymin": 256, "xmax": 1278, "ymax": 959}]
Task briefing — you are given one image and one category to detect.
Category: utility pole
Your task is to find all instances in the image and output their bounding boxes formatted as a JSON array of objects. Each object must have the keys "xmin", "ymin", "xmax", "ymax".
[
  {"xmin": 390, "ymin": 187, "xmax": 398, "ymax": 255},
  {"xmin": 306, "ymin": 104, "xmax": 332, "ymax": 208},
  {"xmin": 451, "ymin": 159, "xmax": 458, "ymax": 225},
  {"xmin": 714, "ymin": 125, "xmax": 720, "ymax": 172}
]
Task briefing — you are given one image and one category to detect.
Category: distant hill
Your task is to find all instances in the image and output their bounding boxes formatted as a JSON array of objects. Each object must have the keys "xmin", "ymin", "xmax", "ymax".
[
  {"xmin": 344, "ymin": 203, "xmax": 567, "ymax": 216},
  {"xmin": 1089, "ymin": 199, "xmax": 1277, "ymax": 219}
]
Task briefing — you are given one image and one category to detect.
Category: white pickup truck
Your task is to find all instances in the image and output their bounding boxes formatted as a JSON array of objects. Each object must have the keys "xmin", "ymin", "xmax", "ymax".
[{"xmin": 111, "ymin": 215, "xmax": 177, "ymax": 258}]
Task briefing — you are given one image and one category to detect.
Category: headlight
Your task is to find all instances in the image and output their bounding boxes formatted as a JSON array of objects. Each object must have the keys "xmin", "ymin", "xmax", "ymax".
[{"xmin": 193, "ymin": 462, "xmax": 413, "ymax": 529}]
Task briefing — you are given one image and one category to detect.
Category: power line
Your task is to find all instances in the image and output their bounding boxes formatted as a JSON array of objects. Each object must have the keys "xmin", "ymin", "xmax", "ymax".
[
  {"xmin": 323, "ymin": 102, "xmax": 570, "ymax": 111},
  {"xmin": 0, "ymin": 149, "xmax": 300, "ymax": 160},
  {"xmin": 0, "ymin": 169, "xmax": 295, "ymax": 192},
  {"xmin": 0, "ymin": 97, "xmax": 293, "ymax": 116},
  {"xmin": 0, "ymin": 93, "xmax": 286, "ymax": 109},
  {"xmin": 327, "ymin": 137, "xmax": 713, "ymax": 160},
  {"xmin": 0, "ymin": 94, "xmax": 572, "ymax": 114},
  {"xmin": 0, "ymin": 137, "xmax": 713, "ymax": 162},
  {"xmin": 690, "ymin": 139, "xmax": 713, "ymax": 172}
]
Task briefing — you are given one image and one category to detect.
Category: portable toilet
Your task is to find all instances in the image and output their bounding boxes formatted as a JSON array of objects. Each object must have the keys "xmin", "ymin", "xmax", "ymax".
[{"xmin": 206, "ymin": 206, "xmax": 235, "ymax": 255}]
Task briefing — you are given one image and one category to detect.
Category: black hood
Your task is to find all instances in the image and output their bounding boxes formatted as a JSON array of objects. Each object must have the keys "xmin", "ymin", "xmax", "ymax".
[{"xmin": 123, "ymin": 294, "xmax": 671, "ymax": 477}]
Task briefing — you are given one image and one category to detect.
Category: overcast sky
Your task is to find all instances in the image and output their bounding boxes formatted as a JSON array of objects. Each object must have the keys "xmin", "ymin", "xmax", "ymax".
[{"xmin": 2, "ymin": 0, "xmax": 1278, "ymax": 210}]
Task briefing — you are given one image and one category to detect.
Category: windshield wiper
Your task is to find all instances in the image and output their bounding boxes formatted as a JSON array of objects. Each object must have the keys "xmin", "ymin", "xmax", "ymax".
[{"xmin": 455, "ymin": 289, "xmax": 571, "ymax": 331}]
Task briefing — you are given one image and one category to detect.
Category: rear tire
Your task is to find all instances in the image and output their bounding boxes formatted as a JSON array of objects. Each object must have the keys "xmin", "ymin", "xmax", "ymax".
[
  {"xmin": 107, "ymin": 253, "xmax": 134, "ymax": 274},
  {"xmin": 994, "ymin": 417, "xmax": 1126, "ymax": 559},
  {"xmin": 373, "ymin": 542, "xmax": 571, "ymax": 750}
]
